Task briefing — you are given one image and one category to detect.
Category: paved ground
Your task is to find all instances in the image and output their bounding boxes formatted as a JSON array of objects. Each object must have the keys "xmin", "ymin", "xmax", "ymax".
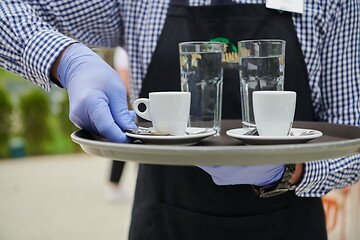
[{"xmin": 0, "ymin": 153, "xmax": 138, "ymax": 240}]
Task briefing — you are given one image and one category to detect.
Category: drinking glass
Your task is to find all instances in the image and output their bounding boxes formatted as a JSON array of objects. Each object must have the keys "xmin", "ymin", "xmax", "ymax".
[
  {"xmin": 179, "ymin": 42, "xmax": 224, "ymax": 135},
  {"xmin": 238, "ymin": 39, "xmax": 286, "ymax": 128}
]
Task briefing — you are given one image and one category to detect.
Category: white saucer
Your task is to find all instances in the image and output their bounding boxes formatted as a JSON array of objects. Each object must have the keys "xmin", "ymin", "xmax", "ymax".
[
  {"xmin": 125, "ymin": 127, "xmax": 216, "ymax": 145},
  {"xmin": 226, "ymin": 128, "xmax": 323, "ymax": 145}
]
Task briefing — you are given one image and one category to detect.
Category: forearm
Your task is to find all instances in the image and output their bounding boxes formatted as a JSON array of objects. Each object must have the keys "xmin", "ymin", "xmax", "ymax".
[
  {"xmin": 293, "ymin": 1, "xmax": 360, "ymax": 198},
  {"xmin": 50, "ymin": 43, "xmax": 77, "ymax": 82},
  {"xmin": 0, "ymin": 0, "xmax": 121, "ymax": 90},
  {"xmin": 0, "ymin": 1, "xmax": 75, "ymax": 89},
  {"xmin": 290, "ymin": 163, "xmax": 304, "ymax": 185}
]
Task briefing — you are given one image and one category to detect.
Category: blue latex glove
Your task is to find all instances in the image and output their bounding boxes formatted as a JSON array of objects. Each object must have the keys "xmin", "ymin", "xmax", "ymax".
[
  {"xmin": 58, "ymin": 43, "xmax": 137, "ymax": 142},
  {"xmin": 198, "ymin": 164, "xmax": 286, "ymax": 186}
]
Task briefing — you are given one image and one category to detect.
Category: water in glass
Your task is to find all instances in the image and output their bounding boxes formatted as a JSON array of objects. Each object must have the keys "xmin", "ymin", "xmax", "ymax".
[
  {"xmin": 180, "ymin": 51, "xmax": 223, "ymax": 135},
  {"xmin": 240, "ymin": 55, "xmax": 284, "ymax": 128}
]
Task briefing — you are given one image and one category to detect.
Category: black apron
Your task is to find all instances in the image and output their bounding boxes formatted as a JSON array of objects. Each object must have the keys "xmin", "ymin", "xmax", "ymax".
[{"xmin": 129, "ymin": 2, "xmax": 326, "ymax": 240}]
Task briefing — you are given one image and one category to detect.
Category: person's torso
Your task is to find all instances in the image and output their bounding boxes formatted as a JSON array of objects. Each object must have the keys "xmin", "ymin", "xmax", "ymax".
[{"xmin": 120, "ymin": 0, "xmax": 324, "ymax": 115}]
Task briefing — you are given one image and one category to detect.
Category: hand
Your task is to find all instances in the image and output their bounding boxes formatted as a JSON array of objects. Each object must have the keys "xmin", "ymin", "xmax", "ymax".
[
  {"xmin": 198, "ymin": 164, "xmax": 285, "ymax": 186},
  {"xmin": 56, "ymin": 43, "xmax": 137, "ymax": 142}
]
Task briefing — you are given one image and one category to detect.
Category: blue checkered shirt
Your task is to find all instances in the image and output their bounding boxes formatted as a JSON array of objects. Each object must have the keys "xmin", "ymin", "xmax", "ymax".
[{"xmin": 0, "ymin": 0, "xmax": 359, "ymax": 197}]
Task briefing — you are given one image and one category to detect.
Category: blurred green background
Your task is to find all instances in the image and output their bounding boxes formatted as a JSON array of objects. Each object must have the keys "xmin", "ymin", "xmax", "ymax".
[
  {"xmin": 0, "ymin": 48, "xmax": 115, "ymax": 159},
  {"xmin": 0, "ymin": 68, "xmax": 80, "ymax": 159}
]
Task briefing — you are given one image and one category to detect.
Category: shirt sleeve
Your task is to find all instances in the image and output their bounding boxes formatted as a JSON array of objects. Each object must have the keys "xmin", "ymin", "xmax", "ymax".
[
  {"xmin": 0, "ymin": 0, "xmax": 122, "ymax": 90},
  {"xmin": 295, "ymin": 0, "xmax": 360, "ymax": 197},
  {"xmin": 296, "ymin": 154, "xmax": 360, "ymax": 197}
]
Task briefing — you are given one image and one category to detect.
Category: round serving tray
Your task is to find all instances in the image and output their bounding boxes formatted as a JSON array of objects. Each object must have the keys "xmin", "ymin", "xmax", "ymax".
[{"xmin": 71, "ymin": 120, "xmax": 360, "ymax": 166}]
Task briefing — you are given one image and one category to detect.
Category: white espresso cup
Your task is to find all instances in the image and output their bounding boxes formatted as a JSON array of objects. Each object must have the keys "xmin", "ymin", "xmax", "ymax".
[
  {"xmin": 253, "ymin": 91, "xmax": 296, "ymax": 136},
  {"xmin": 132, "ymin": 92, "xmax": 191, "ymax": 136}
]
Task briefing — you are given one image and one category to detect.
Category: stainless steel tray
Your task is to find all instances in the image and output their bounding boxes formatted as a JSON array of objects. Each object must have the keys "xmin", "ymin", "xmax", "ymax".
[{"xmin": 71, "ymin": 120, "xmax": 360, "ymax": 166}]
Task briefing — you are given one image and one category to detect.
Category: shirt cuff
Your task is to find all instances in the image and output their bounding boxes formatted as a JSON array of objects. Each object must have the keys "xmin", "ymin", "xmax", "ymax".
[
  {"xmin": 22, "ymin": 30, "xmax": 78, "ymax": 91},
  {"xmin": 295, "ymin": 160, "xmax": 330, "ymax": 197}
]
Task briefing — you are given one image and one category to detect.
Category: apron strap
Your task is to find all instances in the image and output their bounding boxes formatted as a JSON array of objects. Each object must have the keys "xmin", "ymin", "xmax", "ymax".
[
  {"xmin": 171, "ymin": 0, "xmax": 188, "ymax": 6},
  {"xmin": 212, "ymin": 0, "xmax": 233, "ymax": 4}
]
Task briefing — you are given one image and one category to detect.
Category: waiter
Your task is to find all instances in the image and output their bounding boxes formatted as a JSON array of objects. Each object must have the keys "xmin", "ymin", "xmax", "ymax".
[
  {"xmin": 1, "ymin": 0, "xmax": 359, "ymax": 239},
  {"xmin": 130, "ymin": 1, "xmax": 322, "ymax": 239}
]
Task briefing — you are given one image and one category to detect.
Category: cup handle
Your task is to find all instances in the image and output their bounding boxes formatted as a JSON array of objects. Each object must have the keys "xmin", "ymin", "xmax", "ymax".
[{"xmin": 132, "ymin": 98, "xmax": 151, "ymax": 121}]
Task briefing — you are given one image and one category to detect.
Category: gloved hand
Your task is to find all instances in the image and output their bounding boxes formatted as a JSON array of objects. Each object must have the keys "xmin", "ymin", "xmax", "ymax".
[
  {"xmin": 57, "ymin": 43, "xmax": 137, "ymax": 142},
  {"xmin": 198, "ymin": 164, "xmax": 285, "ymax": 186}
]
